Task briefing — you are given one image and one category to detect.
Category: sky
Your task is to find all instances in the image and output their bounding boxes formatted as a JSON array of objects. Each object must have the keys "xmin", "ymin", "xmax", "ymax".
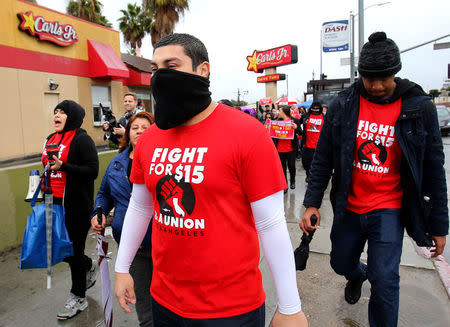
[{"xmin": 37, "ymin": 0, "xmax": 450, "ymax": 104}]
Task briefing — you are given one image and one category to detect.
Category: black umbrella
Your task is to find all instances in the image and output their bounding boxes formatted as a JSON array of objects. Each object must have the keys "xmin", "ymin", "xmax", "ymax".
[{"xmin": 294, "ymin": 214, "xmax": 318, "ymax": 271}]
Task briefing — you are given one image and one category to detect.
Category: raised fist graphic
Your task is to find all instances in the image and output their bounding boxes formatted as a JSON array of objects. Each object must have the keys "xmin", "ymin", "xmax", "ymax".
[
  {"xmin": 361, "ymin": 141, "xmax": 381, "ymax": 165},
  {"xmin": 161, "ymin": 178, "xmax": 187, "ymax": 217},
  {"xmin": 358, "ymin": 140, "xmax": 387, "ymax": 166}
]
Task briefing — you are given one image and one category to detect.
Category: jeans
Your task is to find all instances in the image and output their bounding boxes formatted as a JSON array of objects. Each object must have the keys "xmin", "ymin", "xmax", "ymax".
[
  {"xmin": 330, "ymin": 209, "xmax": 403, "ymax": 327},
  {"xmin": 151, "ymin": 299, "xmax": 265, "ymax": 327},
  {"xmin": 130, "ymin": 248, "xmax": 153, "ymax": 327}
]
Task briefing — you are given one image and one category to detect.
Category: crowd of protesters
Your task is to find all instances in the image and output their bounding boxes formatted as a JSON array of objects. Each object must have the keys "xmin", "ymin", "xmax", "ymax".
[{"xmin": 34, "ymin": 31, "xmax": 448, "ymax": 327}]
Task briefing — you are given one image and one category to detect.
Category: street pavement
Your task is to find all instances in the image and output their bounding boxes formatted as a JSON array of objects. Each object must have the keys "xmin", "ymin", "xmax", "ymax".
[{"xmin": 1, "ymin": 139, "xmax": 450, "ymax": 327}]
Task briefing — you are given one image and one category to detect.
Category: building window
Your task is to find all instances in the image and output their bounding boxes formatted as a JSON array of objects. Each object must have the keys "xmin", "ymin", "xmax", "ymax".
[
  {"xmin": 91, "ymin": 85, "xmax": 111, "ymax": 126},
  {"xmin": 134, "ymin": 90, "xmax": 153, "ymax": 114}
]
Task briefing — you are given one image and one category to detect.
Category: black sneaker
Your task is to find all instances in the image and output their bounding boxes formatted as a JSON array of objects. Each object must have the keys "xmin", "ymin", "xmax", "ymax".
[
  {"xmin": 290, "ymin": 183, "xmax": 296, "ymax": 189},
  {"xmin": 344, "ymin": 278, "xmax": 365, "ymax": 304}
]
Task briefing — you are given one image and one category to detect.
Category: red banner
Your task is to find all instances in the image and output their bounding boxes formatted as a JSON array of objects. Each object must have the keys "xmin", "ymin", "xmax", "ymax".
[
  {"xmin": 18, "ymin": 11, "xmax": 78, "ymax": 47},
  {"xmin": 247, "ymin": 45, "xmax": 298, "ymax": 73},
  {"xmin": 268, "ymin": 120, "xmax": 294, "ymax": 139}
]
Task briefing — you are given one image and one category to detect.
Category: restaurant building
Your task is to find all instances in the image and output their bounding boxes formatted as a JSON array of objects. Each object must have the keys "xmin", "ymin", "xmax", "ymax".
[{"xmin": 0, "ymin": 0, "xmax": 152, "ymax": 163}]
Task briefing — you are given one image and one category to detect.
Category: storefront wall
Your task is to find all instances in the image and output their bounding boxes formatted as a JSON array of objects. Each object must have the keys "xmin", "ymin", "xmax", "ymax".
[{"xmin": 0, "ymin": 0, "xmax": 130, "ymax": 162}]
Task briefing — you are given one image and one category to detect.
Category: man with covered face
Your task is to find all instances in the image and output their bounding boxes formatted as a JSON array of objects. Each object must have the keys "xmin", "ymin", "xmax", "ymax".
[
  {"xmin": 300, "ymin": 31, "xmax": 448, "ymax": 326},
  {"xmin": 114, "ymin": 33, "xmax": 308, "ymax": 327},
  {"xmin": 301, "ymin": 101, "xmax": 325, "ymax": 182}
]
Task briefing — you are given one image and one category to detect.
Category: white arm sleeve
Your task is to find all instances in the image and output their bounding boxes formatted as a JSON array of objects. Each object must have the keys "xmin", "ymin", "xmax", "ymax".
[
  {"xmin": 115, "ymin": 183, "xmax": 154, "ymax": 273},
  {"xmin": 251, "ymin": 191, "xmax": 302, "ymax": 314}
]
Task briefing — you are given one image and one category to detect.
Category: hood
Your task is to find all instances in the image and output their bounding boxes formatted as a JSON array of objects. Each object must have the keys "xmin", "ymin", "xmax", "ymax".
[
  {"xmin": 309, "ymin": 101, "xmax": 323, "ymax": 114},
  {"xmin": 357, "ymin": 77, "xmax": 427, "ymax": 104},
  {"xmin": 54, "ymin": 100, "xmax": 85, "ymax": 132}
]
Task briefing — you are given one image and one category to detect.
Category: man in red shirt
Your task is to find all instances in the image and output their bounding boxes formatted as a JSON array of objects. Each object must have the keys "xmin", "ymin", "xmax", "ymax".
[
  {"xmin": 114, "ymin": 33, "xmax": 308, "ymax": 327},
  {"xmin": 301, "ymin": 32, "xmax": 448, "ymax": 327}
]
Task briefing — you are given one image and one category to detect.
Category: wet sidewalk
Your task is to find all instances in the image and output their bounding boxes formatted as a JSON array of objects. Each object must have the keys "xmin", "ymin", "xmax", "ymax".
[
  {"xmin": 1, "ymin": 165, "xmax": 449, "ymax": 327},
  {"xmin": 262, "ymin": 165, "xmax": 450, "ymax": 326}
]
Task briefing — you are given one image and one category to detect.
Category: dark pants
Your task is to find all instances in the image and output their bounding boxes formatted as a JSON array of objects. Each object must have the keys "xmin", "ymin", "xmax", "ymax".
[
  {"xmin": 330, "ymin": 209, "xmax": 403, "ymax": 327},
  {"xmin": 301, "ymin": 147, "xmax": 315, "ymax": 177},
  {"xmin": 130, "ymin": 248, "xmax": 154, "ymax": 327},
  {"xmin": 278, "ymin": 151, "xmax": 296, "ymax": 185},
  {"xmin": 151, "ymin": 299, "xmax": 265, "ymax": 327},
  {"xmin": 64, "ymin": 215, "xmax": 92, "ymax": 298}
]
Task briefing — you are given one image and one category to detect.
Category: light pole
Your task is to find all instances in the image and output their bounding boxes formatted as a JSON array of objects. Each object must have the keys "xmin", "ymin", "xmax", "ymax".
[
  {"xmin": 358, "ymin": 1, "xmax": 391, "ymax": 52},
  {"xmin": 286, "ymin": 75, "xmax": 289, "ymax": 97},
  {"xmin": 358, "ymin": 0, "xmax": 364, "ymax": 53},
  {"xmin": 350, "ymin": 12, "xmax": 356, "ymax": 83},
  {"xmin": 351, "ymin": 1, "xmax": 391, "ymax": 82}
]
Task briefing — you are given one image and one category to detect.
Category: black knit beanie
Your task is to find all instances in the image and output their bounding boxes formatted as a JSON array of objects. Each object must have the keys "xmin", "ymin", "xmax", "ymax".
[
  {"xmin": 54, "ymin": 100, "xmax": 85, "ymax": 132},
  {"xmin": 358, "ymin": 32, "xmax": 401, "ymax": 78}
]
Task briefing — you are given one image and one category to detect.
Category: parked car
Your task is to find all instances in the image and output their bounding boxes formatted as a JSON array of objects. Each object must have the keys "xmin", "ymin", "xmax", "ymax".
[{"xmin": 437, "ymin": 105, "xmax": 450, "ymax": 136}]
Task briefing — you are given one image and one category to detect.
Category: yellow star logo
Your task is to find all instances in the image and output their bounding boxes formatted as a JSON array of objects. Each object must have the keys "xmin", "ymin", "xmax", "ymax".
[
  {"xmin": 247, "ymin": 50, "xmax": 259, "ymax": 73},
  {"xmin": 21, "ymin": 12, "xmax": 35, "ymax": 35}
]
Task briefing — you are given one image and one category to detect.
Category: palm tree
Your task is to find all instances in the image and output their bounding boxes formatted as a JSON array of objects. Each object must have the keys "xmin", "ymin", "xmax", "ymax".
[
  {"xmin": 142, "ymin": 0, "xmax": 189, "ymax": 47},
  {"xmin": 66, "ymin": 0, "xmax": 112, "ymax": 28},
  {"xmin": 118, "ymin": 3, "xmax": 151, "ymax": 53}
]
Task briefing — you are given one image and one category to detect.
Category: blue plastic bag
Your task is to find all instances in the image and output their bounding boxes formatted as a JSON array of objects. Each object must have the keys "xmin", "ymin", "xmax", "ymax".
[{"xmin": 20, "ymin": 170, "xmax": 73, "ymax": 269}]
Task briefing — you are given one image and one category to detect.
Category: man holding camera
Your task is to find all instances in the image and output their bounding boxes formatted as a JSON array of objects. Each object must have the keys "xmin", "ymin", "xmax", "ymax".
[{"xmin": 103, "ymin": 92, "xmax": 138, "ymax": 145}]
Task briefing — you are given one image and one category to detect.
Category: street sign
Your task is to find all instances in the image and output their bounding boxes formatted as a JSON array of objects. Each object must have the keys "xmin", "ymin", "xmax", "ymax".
[
  {"xmin": 434, "ymin": 42, "xmax": 450, "ymax": 50},
  {"xmin": 322, "ymin": 20, "xmax": 349, "ymax": 52}
]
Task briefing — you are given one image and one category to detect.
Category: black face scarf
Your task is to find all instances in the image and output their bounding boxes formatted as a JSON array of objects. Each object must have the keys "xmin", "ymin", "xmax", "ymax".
[{"xmin": 151, "ymin": 68, "xmax": 212, "ymax": 130}]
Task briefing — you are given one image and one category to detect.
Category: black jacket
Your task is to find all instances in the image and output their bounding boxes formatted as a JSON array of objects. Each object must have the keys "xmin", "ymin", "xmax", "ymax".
[
  {"xmin": 60, "ymin": 128, "xmax": 99, "ymax": 221},
  {"xmin": 47, "ymin": 100, "xmax": 99, "ymax": 225},
  {"xmin": 303, "ymin": 78, "xmax": 448, "ymax": 246}
]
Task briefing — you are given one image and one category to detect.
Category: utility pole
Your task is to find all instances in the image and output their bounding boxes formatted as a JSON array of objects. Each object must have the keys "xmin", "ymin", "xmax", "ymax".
[
  {"xmin": 358, "ymin": 0, "xmax": 364, "ymax": 52},
  {"xmin": 350, "ymin": 12, "xmax": 356, "ymax": 83},
  {"xmin": 236, "ymin": 88, "xmax": 248, "ymax": 105}
]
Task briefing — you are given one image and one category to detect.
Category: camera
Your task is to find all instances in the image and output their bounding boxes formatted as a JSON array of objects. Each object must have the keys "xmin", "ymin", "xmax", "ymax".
[{"xmin": 100, "ymin": 103, "xmax": 119, "ymax": 130}]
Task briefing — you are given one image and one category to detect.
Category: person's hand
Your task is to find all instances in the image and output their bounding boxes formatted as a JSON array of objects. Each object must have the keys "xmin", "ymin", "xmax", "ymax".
[
  {"xmin": 430, "ymin": 235, "xmax": 446, "ymax": 257},
  {"xmin": 115, "ymin": 272, "xmax": 136, "ymax": 313},
  {"xmin": 91, "ymin": 214, "xmax": 107, "ymax": 234},
  {"xmin": 113, "ymin": 124, "xmax": 126, "ymax": 136},
  {"xmin": 300, "ymin": 207, "xmax": 320, "ymax": 236},
  {"xmin": 49, "ymin": 155, "xmax": 63, "ymax": 171},
  {"xmin": 272, "ymin": 310, "xmax": 308, "ymax": 327}
]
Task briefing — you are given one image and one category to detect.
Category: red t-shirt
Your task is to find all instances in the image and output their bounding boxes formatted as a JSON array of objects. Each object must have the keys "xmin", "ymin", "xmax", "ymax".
[
  {"xmin": 305, "ymin": 113, "xmax": 324, "ymax": 149},
  {"xmin": 131, "ymin": 104, "xmax": 286, "ymax": 318},
  {"xmin": 41, "ymin": 130, "xmax": 76, "ymax": 197},
  {"xmin": 346, "ymin": 96, "xmax": 403, "ymax": 213},
  {"xmin": 277, "ymin": 139, "xmax": 293, "ymax": 152}
]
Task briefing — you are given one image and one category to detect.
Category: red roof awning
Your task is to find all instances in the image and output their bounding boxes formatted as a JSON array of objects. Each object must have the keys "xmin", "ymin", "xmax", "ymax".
[
  {"xmin": 88, "ymin": 40, "xmax": 129, "ymax": 78},
  {"xmin": 124, "ymin": 67, "xmax": 151, "ymax": 86}
]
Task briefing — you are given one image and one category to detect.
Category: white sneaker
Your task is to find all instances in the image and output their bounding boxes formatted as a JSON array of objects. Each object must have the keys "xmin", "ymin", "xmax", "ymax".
[
  {"xmin": 57, "ymin": 293, "xmax": 88, "ymax": 320},
  {"xmin": 86, "ymin": 259, "xmax": 99, "ymax": 290}
]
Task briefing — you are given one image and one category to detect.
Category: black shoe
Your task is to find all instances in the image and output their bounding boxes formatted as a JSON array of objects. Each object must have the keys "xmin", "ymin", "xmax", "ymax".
[
  {"xmin": 290, "ymin": 183, "xmax": 295, "ymax": 189},
  {"xmin": 284, "ymin": 189, "xmax": 288, "ymax": 194},
  {"xmin": 344, "ymin": 278, "xmax": 365, "ymax": 304}
]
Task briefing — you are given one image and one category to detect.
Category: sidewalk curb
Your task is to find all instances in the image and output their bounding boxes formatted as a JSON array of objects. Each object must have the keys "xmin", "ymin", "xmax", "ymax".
[{"xmin": 411, "ymin": 239, "xmax": 450, "ymax": 299}]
